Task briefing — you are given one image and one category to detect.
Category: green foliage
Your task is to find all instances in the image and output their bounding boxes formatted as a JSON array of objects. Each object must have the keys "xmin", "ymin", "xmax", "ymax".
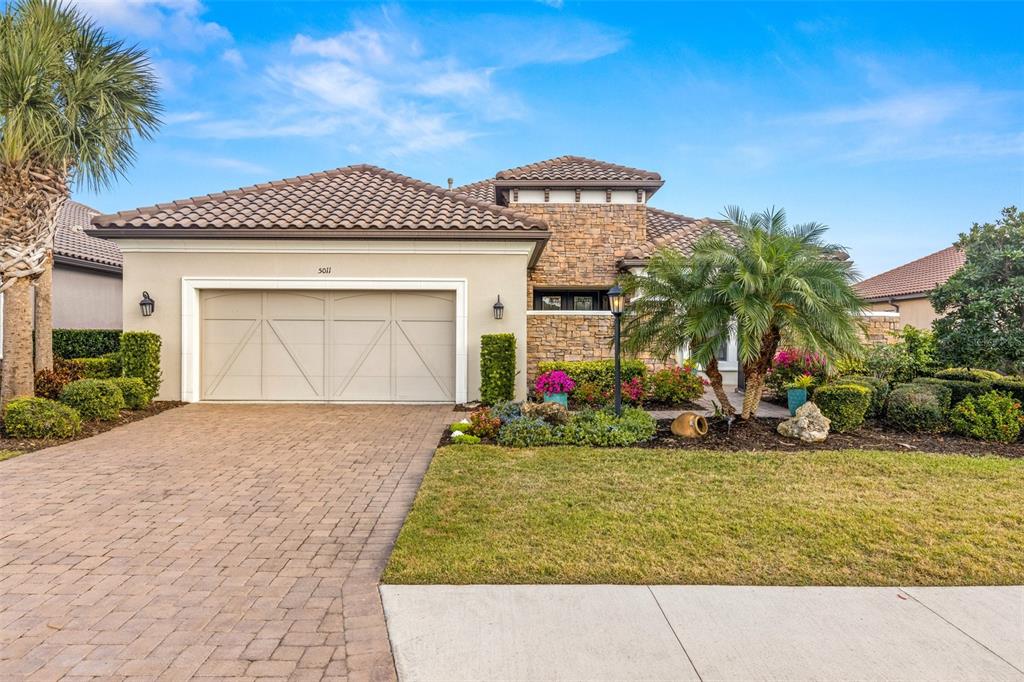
[
  {"xmin": 480, "ymin": 334, "xmax": 516, "ymax": 405},
  {"xmin": 3, "ymin": 397, "xmax": 81, "ymax": 439},
  {"xmin": 837, "ymin": 375, "xmax": 890, "ymax": 418},
  {"xmin": 813, "ymin": 383, "xmax": 871, "ymax": 433},
  {"xmin": 933, "ymin": 367, "xmax": 1004, "ymax": 382},
  {"xmin": 34, "ymin": 358, "xmax": 83, "ymax": 400},
  {"xmin": 68, "ymin": 356, "xmax": 118, "ymax": 379},
  {"xmin": 120, "ymin": 332, "xmax": 162, "ymax": 398},
  {"xmin": 647, "ymin": 365, "xmax": 705, "ymax": 404},
  {"xmin": 786, "ymin": 374, "xmax": 816, "ymax": 390},
  {"xmin": 766, "ymin": 348, "xmax": 829, "ymax": 395},
  {"xmin": 490, "ymin": 401, "xmax": 522, "ymax": 423},
  {"xmin": 560, "ymin": 408, "xmax": 657, "ymax": 447},
  {"xmin": 991, "ymin": 378, "xmax": 1024, "ymax": 404},
  {"xmin": 467, "ymin": 407, "xmax": 502, "ymax": 439},
  {"xmin": 898, "ymin": 326, "xmax": 938, "ymax": 376},
  {"xmin": 859, "ymin": 327, "xmax": 938, "ymax": 385},
  {"xmin": 108, "ymin": 377, "xmax": 151, "ymax": 410},
  {"xmin": 949, "ymin": 391, "xmax": 1023, "ymax": 444},
  {"xmin": 52, "ymin": 329, "xmax": 121, "ymax": 359},
  {"xmin": 59, "ymin": 378, "xmax": 125, "ymax": 421},
  {"xmin": 451, "ymin": 433, "xmax": 481, "ymax": 445},
  {"xmin": 496, "ymin": 417, "xmax": 555, "ymax": 447},
  {"xmin": 886, "ymin": 385, "xmax": 948, "ymax": 432},
  {"xmin": 537, "ymin": 359, "xmax": 646, "ymax": 395},
  {"xmin": 913, "ymin": 377, "xmax": 991, "ymax": 406},
  {"xmin": 932, "ymin": 207, "xmax": 1024, "ymax": 375}
]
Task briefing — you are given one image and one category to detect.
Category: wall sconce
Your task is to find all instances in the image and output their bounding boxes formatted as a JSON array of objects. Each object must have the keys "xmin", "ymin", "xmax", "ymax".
[
  {"xmin": 493, "ymin": 295, "xmax": 504, "ymax": 320},
  {"xmin": 139, "ymin": 291, "xmax": 155, "ymax": 317}
]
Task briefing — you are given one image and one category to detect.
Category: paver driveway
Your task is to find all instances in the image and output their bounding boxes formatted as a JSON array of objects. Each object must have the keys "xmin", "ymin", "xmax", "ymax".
[{"xmin": 0, "ymin": 403, "xmax": 451, "ymax": 681}]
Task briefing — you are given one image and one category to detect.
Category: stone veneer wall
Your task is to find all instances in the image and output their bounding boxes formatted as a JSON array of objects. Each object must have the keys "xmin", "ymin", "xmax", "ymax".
[{"xmin": 858, "ymin": 313, "xmax": 901, "ymax": 344}]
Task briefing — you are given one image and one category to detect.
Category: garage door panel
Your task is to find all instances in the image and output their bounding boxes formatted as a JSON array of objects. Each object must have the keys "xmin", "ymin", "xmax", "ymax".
[
  {"xmin": 202, "ymin": 319, "xmax": 261, "ymax": 399},
  {"xmin": 394, "ymin": 292, "xmax": 454, "ymax": 318},
  {"xmin": 265, "ymin": 292, "xmax": 326, "ymax": 318},
  {"xmin": 332, "ymin": 292, "xmax": 391, "ymax": 317},
  {"xmin": 203, "ymin": 291, "xmax": 263, "ymax": 318},
  {"xmin": 263, "ymin": 320, "xmax": 325, "ymax": 400}
]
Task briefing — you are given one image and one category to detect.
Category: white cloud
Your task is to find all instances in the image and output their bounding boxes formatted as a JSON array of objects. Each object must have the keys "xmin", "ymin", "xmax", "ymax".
[
  {"xmin": 75, "ymin": 0, "xmax": 231, "ymax": 51},
  {"xmin": 163, "ymin": 110, "xmax": 207, "ymax": 124},
  {"xmin": 416, "ymin": 69, "xmax": 493, "ymax": 97},
  {"xmin": 271, "ymin": 61, "xmax": 381, "ymax": 110},
  {"xmin": 169, "ymin": 150, "xmax": 269, "ymax": 174},
  {"xmin": 291, "ymin": 27, "xmax": 390, "ymax": 64},
  {"xmin": 221, "ymin": 48, "xmax": 245, "ymax": 68}
]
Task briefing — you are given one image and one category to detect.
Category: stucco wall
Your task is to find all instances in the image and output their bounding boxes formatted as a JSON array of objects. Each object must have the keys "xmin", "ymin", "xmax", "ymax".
[
  {"xmin": 52, "ymin": 266, "xmax": 122, "ymax": 329},
  {"xmin": 115, "ymin": 240, "xmax": 531, "ymax": 402},
  {"xmin": 868, "ymin": 298, "xmax": 939, "ymax": 331}
]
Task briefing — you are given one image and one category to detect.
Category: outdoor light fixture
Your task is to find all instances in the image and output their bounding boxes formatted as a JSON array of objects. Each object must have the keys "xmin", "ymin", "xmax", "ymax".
[
  {"xmin": 608, "ymin": 284, "xmax": 625, "ymax": 416},
  {"xmin": 493, "ymin": 295, "xmax": 504, "ymax": 320},
  {"xmin": 139, "ymin": 291, "xmax": 155, "ymax": 317}
]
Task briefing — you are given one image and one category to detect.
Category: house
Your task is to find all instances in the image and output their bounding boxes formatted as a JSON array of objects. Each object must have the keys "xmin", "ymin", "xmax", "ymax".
[
  {"xmin": 52, "ymin": 200, "xmax": 123, "ymax": 329},
  {"xmin": 91, "ymin": 156, "xmax": 732, "ymax": 403},
  {"xmin": 854, "ymin": 245, "xmax": 965, "ymax": 330}
]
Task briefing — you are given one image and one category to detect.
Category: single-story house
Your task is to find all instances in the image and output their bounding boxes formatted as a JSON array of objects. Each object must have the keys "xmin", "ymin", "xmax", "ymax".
[
  {"xmin": 92, "ymin": 156, "xmax": 734, "ymax": 403},
  {"xmin": 855, "ymin": 245, "xmax": 965, "ymax": 330},
  {"xmin": 52, "ymin": 200, "xmax": 123, "ymax": 329}
]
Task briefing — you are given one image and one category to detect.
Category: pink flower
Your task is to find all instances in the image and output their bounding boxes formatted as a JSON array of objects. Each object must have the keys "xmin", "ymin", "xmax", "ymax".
[{"xmin": 535, "ymin": 370, "xmax": 577, "ymax": 394}]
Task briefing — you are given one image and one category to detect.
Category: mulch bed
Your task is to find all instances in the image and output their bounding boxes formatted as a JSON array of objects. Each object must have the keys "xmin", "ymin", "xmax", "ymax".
[{"xmin": 0, "ymin": 401, "xmax": 184, "ymax": 457}]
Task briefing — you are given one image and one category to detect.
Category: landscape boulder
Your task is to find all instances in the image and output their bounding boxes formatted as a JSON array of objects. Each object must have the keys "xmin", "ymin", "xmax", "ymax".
[
  {"xmin": 777, "ymin": 402, "xmax": 831, "ymax": 443},
  {"xmin": 521, "ymin": 401, "xmax": 570, "ymax": 425}
]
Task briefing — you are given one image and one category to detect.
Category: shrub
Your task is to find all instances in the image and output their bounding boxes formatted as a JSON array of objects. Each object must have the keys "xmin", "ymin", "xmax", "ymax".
[
  {"xmin": 451, "ymin": 433, "xmax": 481, "ymax": 445},
  {"xmin": 572, "ymin": 381, "xmax": 607, "ymax": 407},
  {"xmin": 480, "ymin": 334, "xmax": 516, "ymax": 405},
  {"xmin": 52, "ymin": 328, "xmax": 121, "ymax": 359},
  {"xmin": 912, "ymin": 377, "xmax": 991, "ymax": 406},
  {"xmin": 836, "ymin": 375, "xmax": 890, "ymax": 418},
  {"xmin": 120, "ymin": 331, "xmax": 162, "ymax": 398},
  {"xmin": 3, "ymin": 398, "xmax": 81, "ymax": 439},
  {"xmin": 537, "ymin": 359, "xmax": 646, "ymax": 395},
  {"xmin": 991, "ymin": 377, "xmax": 1024, "ymax": 404},
  {"xmin": 59, "ymin": 379, "xmax": 125, "ymax": 421},
  {"xmin": 68, "ymin": 355, "xmax": 119, "ymax": 379},
  {"xmin": 497, "ymin": 417, "xmax": 556, "ymax": 447},
  {"xmin": 886, "ymin": 385, "xmax": 948, "ymax": 432},
  {"xmin": 490, "ymin": 401, "xmax": 522, "ymax": 423},
  {"xmin": 647, "ymin": 364, "xmax": 705, "ymax": 404},
  {"xmin": 450, "ymin": 419, "xmax": 471, "ymax": 432},
  {"xmin": 933, "ymin": 367, "xmax": 1004, "ymax": 383},
  {"xmin": 34, "ymin": 359, "xmax": 84, "ymax": 400},
  {"xmin": 620, "ymin": 376, "xmax": 646, "ymax": 405},
  {"xmin": 561, "ymin": 407, "xmax": 657, "ymax": 447},
  {"xmin": 862, "ymin": 343, "xmax": 914, "ymax": 384},
  {"xmin": 535, "ymin": 370, "xmax": 576, "ymax": 395},
  {"xmin": 766, "ymin": 348, "xmax": 828, "ymax": 394},
  {"xmin": 467, "ymin": 407, "xmax": 502, "ymax": 439},
  {"xmin": 108, "ymin": 377, "xmax": 151, "ymax": 410},
  {"xmin": 949, "ymin": 391, "xmax": 1023, "ymax": 443},
  {"xmin": 813, "ymin": 383, "xmax": 871, "ymax": 433}
]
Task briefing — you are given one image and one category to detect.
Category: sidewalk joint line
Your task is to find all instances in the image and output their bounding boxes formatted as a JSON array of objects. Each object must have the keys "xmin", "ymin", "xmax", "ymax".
[
  {"xmin": 898, "ymin": 587, "xmax": 1024, "ymax": 676},
  {"xmin": 649, "ymin": 586, "xmax": 704, "ymax": 682}
]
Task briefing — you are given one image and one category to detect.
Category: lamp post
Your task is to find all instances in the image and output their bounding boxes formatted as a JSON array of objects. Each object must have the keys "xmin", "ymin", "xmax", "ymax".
[{"xmin": 608, "ymin": 284, "xmax": 625, "ymax": 417}]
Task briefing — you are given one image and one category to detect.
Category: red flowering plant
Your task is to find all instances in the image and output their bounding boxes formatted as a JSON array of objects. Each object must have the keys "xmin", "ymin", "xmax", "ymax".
[
  {"xmin": 766, "ymin": 348, "xmax": 828, "ymax": 395},
  {"xmin": 648, "ymin": 363, "xmax": 707, "ymax": 405},
  {"xmin": 620, "ymin": 376, "xmax": 646, "ymax": 405},
  {"xmin": 535, "ymin": 370, "xmax": 577, "ymax": 395}
]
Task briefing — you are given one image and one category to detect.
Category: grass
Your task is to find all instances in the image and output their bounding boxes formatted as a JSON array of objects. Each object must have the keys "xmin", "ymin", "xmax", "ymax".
[
  {"xmin": 0, "ymin": 449, "xmax": 25, "ymax": 462},
  {"xmin": 383, "ymin": 445, "xmax": 1024, "ymax": 586}
]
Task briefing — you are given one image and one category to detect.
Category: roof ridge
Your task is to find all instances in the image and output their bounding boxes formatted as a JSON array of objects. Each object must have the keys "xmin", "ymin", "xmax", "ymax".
[
  {"xmin": 857, "ymin": 244, "xmax": 962, "ymax": 286},
  {"xmin": 494, "ymin": 155, "xmax": 662, "ymax": 181}
]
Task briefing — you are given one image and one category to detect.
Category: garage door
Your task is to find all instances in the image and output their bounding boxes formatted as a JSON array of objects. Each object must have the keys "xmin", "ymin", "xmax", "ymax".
[{"xmin": 201, "ymin": 290, "xmax": 455, "ymax": 402}]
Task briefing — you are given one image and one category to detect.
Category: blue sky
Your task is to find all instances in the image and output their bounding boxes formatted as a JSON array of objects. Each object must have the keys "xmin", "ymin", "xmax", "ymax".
[{"xmin": 74, "ymin": 1, "xmax": 1023, "ymax": 277}]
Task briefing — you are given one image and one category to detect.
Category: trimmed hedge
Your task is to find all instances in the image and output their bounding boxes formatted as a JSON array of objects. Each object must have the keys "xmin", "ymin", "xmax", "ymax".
[
  {"xmin": 109, "ymin": 377, "xmax": 151, "ymax": 410},
  {"xmin": 68, "ymin": 355, "xmax": 119, "ymax": 379},
  {"xmin": 59, "ymin": 379, "xmax": 125, "ymax": 421},
  {"xmin": 813, "ymin": 383, "xmax": 871, "ymax": 433},
  {"xmin": 53, "ymin": 329, "xmax": 121, "ymax": 359},
  {"xmin": 934, "ymin": 367, "xmax": 1004, "ymax": 383},
  {"xmin": 950, "ymin": 391, "xmax": 1023, "ymax": 444},
  {"xmin": 537, "ymin": 359, "xmax": 647, "ymax": 393},
  {"xmin": 838, "ymin": 375, "xmax": 890, "ymax": 418},
  {"xmin": 480, "ymin": 334, "xmax": 516, "ymax": 405},
  {"xmin": 3, "ymin": 397, "xmax": 81, "ymax": 439},
  {"xmin": 121, "ymin": 332, "xmax": 162, "ymax": 398},
  {"xmin": 991, "ymin": 377, "xmax": 1024, "ymax": 404},
  {"xmin": 886, "ymin": 385, "xmax": 948, "ymax": 432},
  {"xmin": 912, "ymin": 377, "xmax": 991, "ymax": 406}
]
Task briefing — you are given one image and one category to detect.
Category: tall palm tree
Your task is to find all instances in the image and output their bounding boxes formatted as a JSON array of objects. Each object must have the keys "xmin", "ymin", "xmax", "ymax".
[
  {"xmin": 622, "ymin": 207, "xmax": 865, "ymax": 420},
  {"xmin": 0, "ymin": 0, "xmax": 160, "ymax": 402}
]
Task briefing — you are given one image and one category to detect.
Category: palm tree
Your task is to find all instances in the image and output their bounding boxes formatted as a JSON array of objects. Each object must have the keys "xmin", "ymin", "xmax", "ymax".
[
  {"xmin": 622, "ymin": 207, "xmax": 865, "ymax": 420},
  {"xmin": 0, "ymin": 0, "xmax": 160, "ymax": 402}
]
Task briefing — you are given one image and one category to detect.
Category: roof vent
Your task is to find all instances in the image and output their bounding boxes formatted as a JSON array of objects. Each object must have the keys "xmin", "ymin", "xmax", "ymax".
[{"xmin": 447, "ymin": 177, "xmax": 454, "ymax": 190}]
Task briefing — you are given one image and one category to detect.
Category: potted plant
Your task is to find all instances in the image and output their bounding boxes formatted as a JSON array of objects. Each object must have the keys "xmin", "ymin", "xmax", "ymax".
[
  {"xmin": 535, "ymin": 370, "xmax": 576, "ymax": 407},
  {"xmin": 785, "ymin": 374, "xmax": 815, "ymax": 416}
]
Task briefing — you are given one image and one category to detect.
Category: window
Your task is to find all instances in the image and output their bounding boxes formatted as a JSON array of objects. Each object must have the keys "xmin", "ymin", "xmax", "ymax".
[{"xmin": 533, "ymin": 289, "xmax": 609, "ymax": 311}]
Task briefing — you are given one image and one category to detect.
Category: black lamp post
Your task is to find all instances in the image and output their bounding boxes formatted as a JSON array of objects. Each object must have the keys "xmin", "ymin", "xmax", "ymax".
[
  {"xmin": 608, "ymin": 284, "xmax": 625, "ymax": 417},
  {"xmin": 139, "ymin": 291, "xmax": 155, "ymax": 317}
]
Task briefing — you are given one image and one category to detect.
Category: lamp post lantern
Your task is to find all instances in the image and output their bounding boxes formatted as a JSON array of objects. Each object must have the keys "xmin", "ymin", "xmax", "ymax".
[{"xmin": 608, "ymin": 284, "xmax": 625, "ymax": 417}]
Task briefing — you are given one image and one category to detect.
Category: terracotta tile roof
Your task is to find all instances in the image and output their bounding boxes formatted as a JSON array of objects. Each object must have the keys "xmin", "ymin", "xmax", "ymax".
[
  {"xmin": 854, "ymin": 245, "xmax": 965, "ymax": 300},
  {"xmin": 53, "ymin": 200, "xmax": 122, "ymax": 270},
  {"xmin": 91, "ymin": 165, "xmax": 549, "ymax": 237},
  {"xmin": 622, "ymin": 207, "xmax": 737, "ymax": 262},
  {"xmin": 453, "ymin": 178, "xmax": 497, "ymax": 204},
  {"xmin": 494, "ymin": 155, "xmax": 663, "ymax": 187}
]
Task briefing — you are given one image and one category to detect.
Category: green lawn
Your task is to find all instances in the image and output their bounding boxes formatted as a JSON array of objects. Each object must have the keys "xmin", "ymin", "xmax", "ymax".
[
  {"xmin": 383, "ymin": 445, "xmax": 1024, "ymax": 586},
  {"xmin": 0, "ymin": 450, "xmax": 25, "ymax": 463}
]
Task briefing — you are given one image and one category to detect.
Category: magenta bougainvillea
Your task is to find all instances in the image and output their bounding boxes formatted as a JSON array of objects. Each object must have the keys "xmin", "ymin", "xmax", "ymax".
[
  {"xmin": 766, "ymin": 348, "xmax": 829, "ymax": 393},
  {"xmin": 535, "ymin": 370, "xmax": 577, "ymax": 394}
]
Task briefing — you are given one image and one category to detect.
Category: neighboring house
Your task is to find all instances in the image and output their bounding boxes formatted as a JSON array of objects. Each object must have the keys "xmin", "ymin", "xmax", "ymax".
[
  {"xmin": 92, "ymin": 157, "xmax": 733, "ymax": 404},
  {"xmin": 855, "ymin": 245, "xmax": 965, "ymax": 330},
  {"xmin": 53, "ymin": 200, "xmax": 123, "ymax": 329}
]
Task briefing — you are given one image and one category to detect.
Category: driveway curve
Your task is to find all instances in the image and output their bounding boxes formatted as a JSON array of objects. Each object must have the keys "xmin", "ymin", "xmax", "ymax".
[{"xmin": 0, "ymin": 403, "xmax": 451, "ymax": 681}]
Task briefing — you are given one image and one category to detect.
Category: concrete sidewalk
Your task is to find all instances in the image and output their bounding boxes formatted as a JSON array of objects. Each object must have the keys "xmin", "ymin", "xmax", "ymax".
[{"xmin": 381, "ymin": 585, "xmax": 1024, "ymax": 681}]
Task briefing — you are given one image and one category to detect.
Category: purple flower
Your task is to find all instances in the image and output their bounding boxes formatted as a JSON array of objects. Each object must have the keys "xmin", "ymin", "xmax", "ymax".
[{"xmin": 535, "ymin": 370, "xmax": 577, "ymax": 394}]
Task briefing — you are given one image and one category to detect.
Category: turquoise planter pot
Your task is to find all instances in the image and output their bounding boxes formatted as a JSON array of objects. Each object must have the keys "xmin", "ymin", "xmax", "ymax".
[
  {"xmin": 787, "ymin": 388, "xmax": 808, "ymax": 416},
  {"xmin": 543, "ymin": 392, "xmax": 569, "ymax": 407}
]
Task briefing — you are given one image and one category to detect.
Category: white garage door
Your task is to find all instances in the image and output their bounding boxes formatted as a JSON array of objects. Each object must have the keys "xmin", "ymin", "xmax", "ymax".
[{"xmin": 201, "ymin": 290, "xmax": 455, "ymax": 402}]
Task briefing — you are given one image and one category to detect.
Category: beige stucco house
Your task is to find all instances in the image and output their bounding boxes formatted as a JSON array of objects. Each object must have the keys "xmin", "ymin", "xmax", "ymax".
[
  {"xmin": 855, "ymin": 245, "xmax": 965, "ymax": 330},
  {"xmin": 92, "ymin": 157, "xmax": 729, "ymax": 403},
  {"xmin": 52, "ymin": 200, "xmax": 123, "ymax": 330}
]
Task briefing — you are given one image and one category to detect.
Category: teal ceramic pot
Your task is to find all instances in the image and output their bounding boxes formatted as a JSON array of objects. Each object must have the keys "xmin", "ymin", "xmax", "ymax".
[
  {"xmin": 787, "ymin": 388, "xmax": 808, "ymax": 416},
  {"xmin": 543, "ymin": 392, "xmax": 569, "ymax": 407}
]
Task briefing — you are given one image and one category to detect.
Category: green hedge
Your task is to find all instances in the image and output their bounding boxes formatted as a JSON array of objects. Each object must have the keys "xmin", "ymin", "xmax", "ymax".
[
  {"xmin": 813, "ymin": 383, "xmax": 871, "ymax": 433},
  {"xmin": 480, "ymin": 334, "xmax": 516, "ymax": 405},
  {"xmin": 121, "ymin": 332, "xmax": 162, "ymax": 398},
  {"xmin": 109, "ymin": 377, "xmax": 151, "ymax": 410},
  {"xmin": 68, "ymin": 356, "xmax": 119, "ymax": 379},
  {"xmin": 912, "ymin": 377, "xmax": 991, "ymax": 406},
  {"xmin": 537, "ymin": 359, "xmax": 647, "ymax": 393},
  {"xmin": 991, "ymin": 378, "xmax": 1024, "ymax": 404},
  {"xmin": 886, "ymin": 385, "xmax": 948, "ymax": 432},
  {"xmin": 950, "ymin": 391, "xmax": 1023, "ymax": 443},
  {"xmin": 3, "ymin": 397, "xmax": 81, "ymax": 439},
  {"xmin": 934, "ymin": 367, "xmax": 1004, "ymax": 383},
  {"xmin": 52, "ymin": 329, "xmax": 121, "ymax": 359},
  {"xmin": 838, "ymin": 375, "xmax": 890, "ymax": 418},
  {"xmin": 59, "ymin": 379, "xmax": 125, "ymax": 421}
]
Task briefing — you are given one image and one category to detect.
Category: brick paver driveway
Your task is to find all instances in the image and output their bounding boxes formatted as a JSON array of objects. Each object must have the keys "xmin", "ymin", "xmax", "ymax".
[{"xmin": 0, "ymin": 403, "xmax": 451, "ymax": 681}]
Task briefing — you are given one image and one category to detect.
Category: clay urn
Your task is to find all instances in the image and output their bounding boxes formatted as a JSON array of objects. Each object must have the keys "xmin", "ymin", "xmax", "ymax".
[{"xmin": 671, "ymin": 411, "xmax": 709, "ymax": 438}]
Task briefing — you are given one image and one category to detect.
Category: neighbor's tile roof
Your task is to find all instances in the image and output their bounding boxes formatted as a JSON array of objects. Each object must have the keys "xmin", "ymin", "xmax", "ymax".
[
  {"xmin": 92, "ymin": 165, "xmax": 549, "ymax": 236},
  {"xmin": 54, "ymin": 200, "xmax": 122, "ymax": 269},
  {"xmin": 636, "ymin": 207, "xmax": 738, "ymax": 258},
  {"xmin": 495, "ymin": 155, "xmax": 662, "ymax": 184},
  {"xmin": 453, "ymin": 178, "xmax": 497, "ymax": 204},
  {"xmin": 854, "ymin": 245, "xmax": 965, "ymax": 300}
]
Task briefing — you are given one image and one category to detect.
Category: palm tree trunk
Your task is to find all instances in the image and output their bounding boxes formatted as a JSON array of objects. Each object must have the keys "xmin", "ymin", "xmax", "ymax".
[
  {"xmin": 704, "ymin": 356, "xmax": 735, "ymax": 416},
  {"xmin": 740, "ymin": 370, "xmax": 765, "ymax": 419},
  {"xmin": 1, "ymin": 277, "xmax": 35, "ymax": 404},
  {"xmin": 33, "ymin": 250, "xmax": 54, "ymax": 372}
]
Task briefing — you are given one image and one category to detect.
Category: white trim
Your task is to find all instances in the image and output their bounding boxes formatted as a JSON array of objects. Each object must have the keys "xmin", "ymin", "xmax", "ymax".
[
  {"xmin": 526, "ymin": 310, "xmax": 613, "ymax": 317},
  {"xmin": 859, "ymin": 310, "xmax": 901, "ymax": 318},
  {"xmin": 180, "ymin": 277, "xmax": 468, "ymax": 405},
  {"xmin": 115, "ymin": 239, "xmax": 536, "ymax": 257}
]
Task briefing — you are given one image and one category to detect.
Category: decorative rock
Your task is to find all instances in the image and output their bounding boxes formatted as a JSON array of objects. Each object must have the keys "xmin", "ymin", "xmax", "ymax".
[
  {"xmin": 521, "ymin": 400, "xmax": 570, "ymax": 425},
  {"xmin": 777, "ymin": 402, "xmax": 831, "ymax": 443}
]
